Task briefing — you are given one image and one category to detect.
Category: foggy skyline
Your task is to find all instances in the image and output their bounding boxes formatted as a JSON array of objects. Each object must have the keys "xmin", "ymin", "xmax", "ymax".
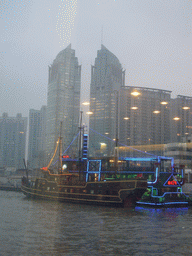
[{"xmin": 0, "ymin": 0, "xmax": 191, "ymax": 118}]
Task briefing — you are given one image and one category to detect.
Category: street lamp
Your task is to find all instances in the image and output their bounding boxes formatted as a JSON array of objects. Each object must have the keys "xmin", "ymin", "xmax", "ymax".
[
  {"xmin": 131, "ymin": 91, "xmax": 141, "ymax": 97},
  {"xmin": 173, "ymin": 117, "xmax": 180, "ymax": 121},
  {"xmin": 160, "ymin": 101, "xmax": 168, "ymax": 105},
  {"xmin": 82, "ymin": 102, "xmax": 90, "ymax": 106}
]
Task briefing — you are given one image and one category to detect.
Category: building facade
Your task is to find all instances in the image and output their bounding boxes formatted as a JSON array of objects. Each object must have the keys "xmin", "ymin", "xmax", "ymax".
[
  {"xmin": 119, "ymin": 86, "xmax": 171, "ymax": 157},
  {"xmin": 0, "ymin": 113, "xmax": 27, "ymax": 169},
  {"xmin": 170, "ymin": 95, "xmax": 192, "ymax": 143},
  {"xmin": 46, "ymin": 44, "xmax": 81, "ymax": 163},
  {"xmin": 28, "ymin": 106, "xmax": 46, "ymax": 169},
  {"xmin": 89, "ymin": 44, "xmax": 125, "ymax": 156},
  {"xmin": 164, "ymin": 141, "xmax": 192, "ymax": 170}
]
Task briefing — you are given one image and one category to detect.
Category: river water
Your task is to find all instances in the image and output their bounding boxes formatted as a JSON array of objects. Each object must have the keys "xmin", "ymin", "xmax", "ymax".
[{"xmin": 1, "ymin": 190, "xmax": 192, "ymax": 256}]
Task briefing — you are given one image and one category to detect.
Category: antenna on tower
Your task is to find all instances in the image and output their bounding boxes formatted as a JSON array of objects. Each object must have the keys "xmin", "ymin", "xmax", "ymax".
[{"xmin": 101, "ymin": 25, "xmax": 103, "ymax": 45}]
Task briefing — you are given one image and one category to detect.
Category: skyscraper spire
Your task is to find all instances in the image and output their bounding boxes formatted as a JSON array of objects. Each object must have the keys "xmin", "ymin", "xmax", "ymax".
[{"xmin": 101, "ymin": 26, "xmax": 103, "ymax": 46}]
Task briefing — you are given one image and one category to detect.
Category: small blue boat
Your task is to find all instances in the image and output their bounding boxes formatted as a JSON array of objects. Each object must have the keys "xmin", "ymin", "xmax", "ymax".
[{"xmin": 136, "ymin": 157, "xmax": 192, "ymax": 207}]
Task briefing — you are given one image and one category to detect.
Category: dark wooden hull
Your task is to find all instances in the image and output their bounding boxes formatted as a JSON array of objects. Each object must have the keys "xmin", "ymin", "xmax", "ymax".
[
  {"xmin": 0, "ymin": 186, "xmax": 21, "ymax": 192},
  {"xmin": 21, "ymin": 179, "xmax": 147, "ymax": 207}
]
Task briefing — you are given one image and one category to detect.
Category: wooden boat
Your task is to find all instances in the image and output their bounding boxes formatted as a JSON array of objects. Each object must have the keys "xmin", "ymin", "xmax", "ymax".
[
  {"xmin": 21, "ymin": 157, "xmax": 147, "ymax": 207},
  {"xmin": 21, "ymin": 118, "xmax": 147, "ymax": 207}
]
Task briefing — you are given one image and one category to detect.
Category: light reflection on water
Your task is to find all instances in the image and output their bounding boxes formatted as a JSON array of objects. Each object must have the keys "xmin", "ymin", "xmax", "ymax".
[{"xmin": 1, "ymin": 191, "xmax": 192, "ymax": 255}]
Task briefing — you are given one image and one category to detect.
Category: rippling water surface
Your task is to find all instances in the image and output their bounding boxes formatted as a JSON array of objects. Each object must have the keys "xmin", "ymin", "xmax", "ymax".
[{"xmin": 1, "ymin": 190, "xmax": 192, "ymax": 255}]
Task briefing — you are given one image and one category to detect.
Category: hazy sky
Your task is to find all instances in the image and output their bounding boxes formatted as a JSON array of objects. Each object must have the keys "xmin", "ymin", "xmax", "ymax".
[{"xmin": 0, "ymin": 0, "xmax": 192, "ymax": 117}]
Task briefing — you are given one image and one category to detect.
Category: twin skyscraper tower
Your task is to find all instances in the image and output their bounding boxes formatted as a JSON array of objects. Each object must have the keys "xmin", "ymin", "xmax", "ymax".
[
  {"xmin": 46, "ymin": 43, "xmax": 185, "ymax": 161},
  {"xmin": 46, "ymin": 44, "xmax": 125, "ymax": 159}
]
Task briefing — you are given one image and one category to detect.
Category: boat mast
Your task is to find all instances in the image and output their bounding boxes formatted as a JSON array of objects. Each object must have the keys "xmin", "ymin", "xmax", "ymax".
[
  {"xmin": 59, "ymin": 121, "xmax": 63, "ymax": 172},
  {"xmin": 23, "ymin": 159, "xmax": 28, "ymax": 181},
  {"xmin": 79, "ymin": 111, "xmax": 83, "ymax": 161},
  {"xmin": 78, "ymin": 111, "xmax": 83, "ymax": 179},
  {"xmin": 115, "ymin": 90, "xmax": 119, "ymax": 170}
]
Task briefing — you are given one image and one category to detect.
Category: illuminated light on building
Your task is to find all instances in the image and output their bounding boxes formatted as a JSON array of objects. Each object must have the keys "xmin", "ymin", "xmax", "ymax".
[
  {"xmin": 153, "ymin": 110, "xmax": 160, "ymax": 114},
  {"xmin": 131, "ymin": 107, "xmax": 138, "ymax": 110},
  {"xmin": 160, "ymin": 101, "xmax": 168, "ymax": 105},
  {"xmin": 173, "ymin": 117, "xmax": 180, "ymax": 121},
  {"xmin": 182, "ymin": 106, "xmax": 190, "ymax": 110},
  {"xmin": 124, "ymin": 117, "xmax": 130, "ymax": 120},
  {"xmin": 131, "ymin": 91, "xmax": 141, "ymax": 97},
  {"xmin": 86, "ymin": 111, "xmax": 93, "ymax": 115},
  {"xmin": 82, "ymin": 102, "xmax": 90, "ymax": 106},
  {"xmin": 100, "ymin": 143, "xmax": 107, "ymax": 153}
]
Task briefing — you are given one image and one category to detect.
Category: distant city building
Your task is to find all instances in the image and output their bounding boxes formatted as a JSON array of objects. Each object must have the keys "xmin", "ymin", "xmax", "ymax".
[
  {"xmin": 28, "ymin": 106, "xmax": 46, "ymax": 169},
  {"xmin": 119, "ymin": 86, "xmax": 171, "ymax": 156},
  {"xmin": 46, "ymin": 44, "xmax": 81, "ymax": 163},
  {"xmin": 164, "ymin": 140, "xmax": 192, "ymax": 170},
  {"xmin": 170, "ymin": 95, "xmax": 192, "ymax": 143},
  {"xmin": 89, "ymin": 44, "xmax": 125, "ymax": 156},
  {"xmin": 0, "ymin": 113, "xmax": 27, "ymax": 169}
]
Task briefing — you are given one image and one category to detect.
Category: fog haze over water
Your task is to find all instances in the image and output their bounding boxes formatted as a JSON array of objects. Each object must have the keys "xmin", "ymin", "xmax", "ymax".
[
  {"xmin": 0, "ymin": 0, "xmax": 192, "ymax": 117},
  {"xmin": 1, "ymin": 191, "xmax": 192, "ymax": 255}
]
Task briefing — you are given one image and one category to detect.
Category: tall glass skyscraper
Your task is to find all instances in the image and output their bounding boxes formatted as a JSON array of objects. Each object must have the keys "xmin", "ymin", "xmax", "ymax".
[
  {"xmin": 89, "ymin": 45, "xmax": 125, "ymax": 156},
  {"xmin": 46, "ymin": 44, "xmax": 81, "ymax": 163},
  {"xmin": 28, "ymin": 106, "xmax": 46, "ymax": 169},
  {"xmin": 0, "ymin": 113, "xmax": 27, "ymax": 169}
]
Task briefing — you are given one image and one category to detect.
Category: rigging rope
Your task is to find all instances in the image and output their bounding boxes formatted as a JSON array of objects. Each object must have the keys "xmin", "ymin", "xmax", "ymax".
[
  {"xmin": 89, "ymin": 128, "xmax": 158, "ymax": 157},
  {"xmin": 47, "ymin": 138, "xmax": 60, "ymax": 169}
]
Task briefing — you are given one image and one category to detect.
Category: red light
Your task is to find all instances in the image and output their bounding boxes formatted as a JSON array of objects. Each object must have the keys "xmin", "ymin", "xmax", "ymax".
[
  {"xmin": 41, "ymin": 167, "xmax": 48, "ymax": 171},
  {"xmin": 167, "ymin": 180, "xmax": 177, "ymax": 185},
  {"xmin": 62, "ymin": 155, "xmax": 69, "ymax": 159}
]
